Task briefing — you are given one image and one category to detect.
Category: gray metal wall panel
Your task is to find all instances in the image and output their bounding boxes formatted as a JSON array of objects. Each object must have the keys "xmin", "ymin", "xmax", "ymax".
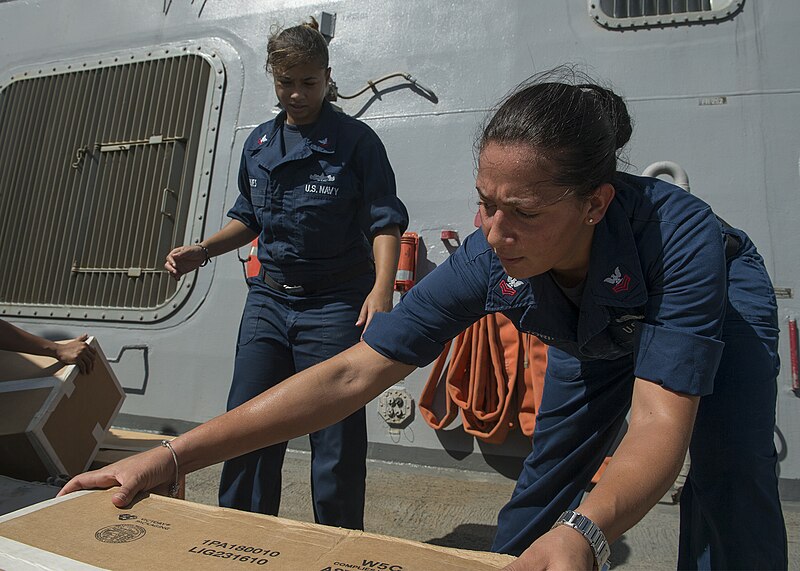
[{"xmin": 0, "ymin": 0, "xmax": 797, "ymax": 488}]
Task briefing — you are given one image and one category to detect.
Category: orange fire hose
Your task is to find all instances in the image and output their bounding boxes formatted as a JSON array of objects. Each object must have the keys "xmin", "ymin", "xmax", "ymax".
[
  {"xmin": 419, "ymin": 312, "xmax": 547, "ymax": 444},
  {"xmin": 419, "ymin": 313, "xmax": 612, "ymax": 483}
]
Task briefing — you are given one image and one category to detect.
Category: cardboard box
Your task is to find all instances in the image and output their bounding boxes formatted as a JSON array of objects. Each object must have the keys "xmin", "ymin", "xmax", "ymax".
[
  {"xmin": 0, "ymin": 490, "xmax": 516, "ymax": 570},
  {"xmin": 0, "ymin": 337, "xmax": 125, "ymax": 481}
]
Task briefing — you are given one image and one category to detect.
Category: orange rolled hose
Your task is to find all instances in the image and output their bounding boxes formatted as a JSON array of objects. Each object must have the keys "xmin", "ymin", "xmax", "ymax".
[
  {"xmin": 419, "ymin": 313, "xmax": 547, "ymax": 444},
  {"xmin": 420, "ymin": 314, "xmax": 612, "ymax": 484}
]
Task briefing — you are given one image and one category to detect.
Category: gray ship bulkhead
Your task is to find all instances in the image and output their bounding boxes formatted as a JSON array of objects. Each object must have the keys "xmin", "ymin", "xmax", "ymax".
[{"xmin": 0, "ymin": 0, "xmax": 798, "ymax": 500}]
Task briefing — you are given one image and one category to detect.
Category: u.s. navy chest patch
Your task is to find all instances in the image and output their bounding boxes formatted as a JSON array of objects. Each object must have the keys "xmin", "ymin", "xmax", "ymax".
[{"xmin": 304, "ymin": 173, "xmax": 339, "ymax": 196}]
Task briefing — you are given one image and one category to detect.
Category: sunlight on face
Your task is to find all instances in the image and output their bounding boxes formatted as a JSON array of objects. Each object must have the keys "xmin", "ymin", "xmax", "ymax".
[
  {"xmin": 273, "ymin": 62, "xmax": 330, "ymax": 125},
  {"xmin": 475, "ymin": 142, "xmax": 595, "ymax": 282}
]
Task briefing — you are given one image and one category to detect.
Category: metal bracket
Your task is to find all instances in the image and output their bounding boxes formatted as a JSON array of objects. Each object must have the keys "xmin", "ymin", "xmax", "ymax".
[
  {"xmin": 320, "ymin": 12, "xmax": 336, "ymax": 40},
  {"xmin": 98, "ymin": 134, "xmax": 184, "ymax": 153}
]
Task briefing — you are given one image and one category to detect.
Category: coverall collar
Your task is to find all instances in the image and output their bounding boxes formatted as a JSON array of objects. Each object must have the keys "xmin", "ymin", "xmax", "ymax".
[
  {"xmin": 585, "ymin": 197, "xmax": 647, "ymax": 307},
  {"xmin": 246, "ymin": 100, "xmax": 339, "ymax": 172},
  {"xmin": 483, "ymin": 196, "xmax": 648, "ymax": 346},
  {"xmin": 574, "ymin": 197, "xmax": 648, "ymax": 348},
  {"xmin": 483, "ymin": 246, "xmax": 577, "ymax": 343}
]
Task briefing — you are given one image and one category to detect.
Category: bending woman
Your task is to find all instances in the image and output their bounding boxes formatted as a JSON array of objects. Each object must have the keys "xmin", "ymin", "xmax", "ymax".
[{"xmin": 62, "ymin": 70, "xmax": 786, "ymax": 570}]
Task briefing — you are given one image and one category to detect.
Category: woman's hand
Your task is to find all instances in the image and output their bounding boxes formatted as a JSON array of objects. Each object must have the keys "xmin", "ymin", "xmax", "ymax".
[
  {"xmin": 360, "ymin": 225, "xmax": 401, "ymax": 331},
  {"xmin": 164, "ymin": 221, "xmax": 257, "ymax": 280},
  {"xmin": 164, "ymin": 245, "xmax": 207, "ymax": 280},
  {"xmin": 501, "ymin": 526, "xmax": 596, "ymax": 571},
  {"xmin": 356, "ymin": 286, "xmax": 393, "ymax": 331},
  {"xmin": 57, "ymin": 446, "xmax": 175, "ymax": 507},
  {"xmin": 55, "ymin": 333, "xmax": 97, "ymax": 374}
]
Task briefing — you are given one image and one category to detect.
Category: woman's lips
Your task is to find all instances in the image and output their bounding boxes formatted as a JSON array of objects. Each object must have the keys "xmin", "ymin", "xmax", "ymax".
[{"xmin": 498, "ymin": 255, "xmax": 523, "ymax": 265}]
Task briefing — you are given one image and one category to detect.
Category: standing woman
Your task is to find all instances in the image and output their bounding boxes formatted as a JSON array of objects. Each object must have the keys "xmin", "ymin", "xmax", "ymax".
[
  {"xmin": 163, "ymin": 18, "xmax": 408, "ymax": 530},
  {"xmin": 64, "ymin": 69, "xmax": 785, "ymax": 570}
]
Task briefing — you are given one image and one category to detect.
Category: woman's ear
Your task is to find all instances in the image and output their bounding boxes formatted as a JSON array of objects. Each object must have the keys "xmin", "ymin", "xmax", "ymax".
[{"xmin": 585, "ymin": 183, "xmax": 615, "ymax": 225}]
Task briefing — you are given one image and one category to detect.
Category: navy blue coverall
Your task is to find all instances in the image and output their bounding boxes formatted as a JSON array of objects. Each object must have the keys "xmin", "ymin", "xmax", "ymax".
[
  {"xmin": 364, "ymin": 173, "xmax": 786, "ymax": 569},
  {"xmin": 221, "ymin": 101, "xmax": 408, "ymax": 529}
]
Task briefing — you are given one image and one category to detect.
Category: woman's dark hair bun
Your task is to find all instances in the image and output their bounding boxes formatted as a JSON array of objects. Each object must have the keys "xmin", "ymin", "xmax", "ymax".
[
  {"xmin": 576, "ymin": 83, "xmax": 632, "ymax": 150},
  {"xmin": 478, "ymin": 66, "xmax": 634, "ymax": 196},
  {"xmin": 302, "ymin": 16, "xmax": 320, "ymax": 31}
]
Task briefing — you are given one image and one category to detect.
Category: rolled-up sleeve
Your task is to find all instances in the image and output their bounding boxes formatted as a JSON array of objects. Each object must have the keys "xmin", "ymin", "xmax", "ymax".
[
  {"xmin": 353, "ymin": 131, "xmax": 409, "ymax": 236},
  {"xmin": 634, "ymin": 324, "xmax": 724, "ymax": 395},
  {"xmin": 226, "ymin": 152, "xmax": 261, "ymax": 234},
  {"xmin": 633, "ymin": 206, "xmax": 726, "ymax": 395},
  {"xmin": 363, "ymin": 232, "xmax": 489, "ymax": 366}
]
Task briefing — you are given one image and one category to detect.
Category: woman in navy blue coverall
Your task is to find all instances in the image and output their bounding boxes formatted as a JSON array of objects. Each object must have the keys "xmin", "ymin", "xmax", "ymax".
[
  {"xmin": 162, "ymin": 19, "xmax": 408, "ymax": 530},
  {"xmin": 63, "ymin": 70, "xmax": 786, "ymax": 570}
]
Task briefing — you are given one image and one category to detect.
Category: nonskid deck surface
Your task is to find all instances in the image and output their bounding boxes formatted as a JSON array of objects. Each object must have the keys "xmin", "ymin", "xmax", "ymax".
[{"xmin": 184, "ymin": 450, "xmax": 800, "ymax": 571}]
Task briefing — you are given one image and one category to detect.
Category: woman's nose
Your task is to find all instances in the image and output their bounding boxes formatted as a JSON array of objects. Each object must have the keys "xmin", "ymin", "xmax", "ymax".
[{"xmin": 485, "ymin": 211, "xmax": 514, "ymax": 248}]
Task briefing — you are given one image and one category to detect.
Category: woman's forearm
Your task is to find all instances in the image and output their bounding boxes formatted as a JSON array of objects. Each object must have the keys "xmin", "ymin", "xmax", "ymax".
[
  {"xmin": 575, "ymin": 378, "xmax": 699, "ymax": 543},
  {"xmin": 171, "ymin": 342, "xmax": 415, "ymax": 474},
  {"xmin": 0, "ymin": 319, "xmax": 58, "ymax": 357},
  {"xmin": 371, "ymin": 225, "xmax": 401, "ymax": 294},
  {"xmin": 200, "ymin": 219, "xmax": 258, "ymax": 258}
]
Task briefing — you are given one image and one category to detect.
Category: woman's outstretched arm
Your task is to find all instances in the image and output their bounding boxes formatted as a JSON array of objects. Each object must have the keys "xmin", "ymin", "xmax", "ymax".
[{"xmin": 58, "ymin": 342, "xmax": 416, "ymax": 506}]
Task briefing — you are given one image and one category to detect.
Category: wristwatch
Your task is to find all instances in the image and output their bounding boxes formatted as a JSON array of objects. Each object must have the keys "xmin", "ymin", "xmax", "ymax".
[{"xmin": 552, "ymin": 509, "xmax": 611, "ymax": 570}]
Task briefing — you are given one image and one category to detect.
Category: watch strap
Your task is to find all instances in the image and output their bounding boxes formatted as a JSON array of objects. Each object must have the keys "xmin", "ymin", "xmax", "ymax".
[{"xmin": 552, "ymin": 509, "xmax": 611, "ymax": 570}]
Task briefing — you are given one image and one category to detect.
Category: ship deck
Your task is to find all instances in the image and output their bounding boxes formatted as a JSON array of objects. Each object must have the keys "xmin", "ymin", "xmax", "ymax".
[{"xmin": 183, "ymin": 449, "xmax": 800, "ymax": 570}]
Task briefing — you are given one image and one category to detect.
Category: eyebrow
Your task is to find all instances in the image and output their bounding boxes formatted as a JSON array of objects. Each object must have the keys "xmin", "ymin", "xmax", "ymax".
[
  {"xmin": 475, "ymin": 188, "xmax": 538, "ymax": 208},
  {"xmin": 476, "ymin": 186, "xmax": 574, "ymax": 210}
]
